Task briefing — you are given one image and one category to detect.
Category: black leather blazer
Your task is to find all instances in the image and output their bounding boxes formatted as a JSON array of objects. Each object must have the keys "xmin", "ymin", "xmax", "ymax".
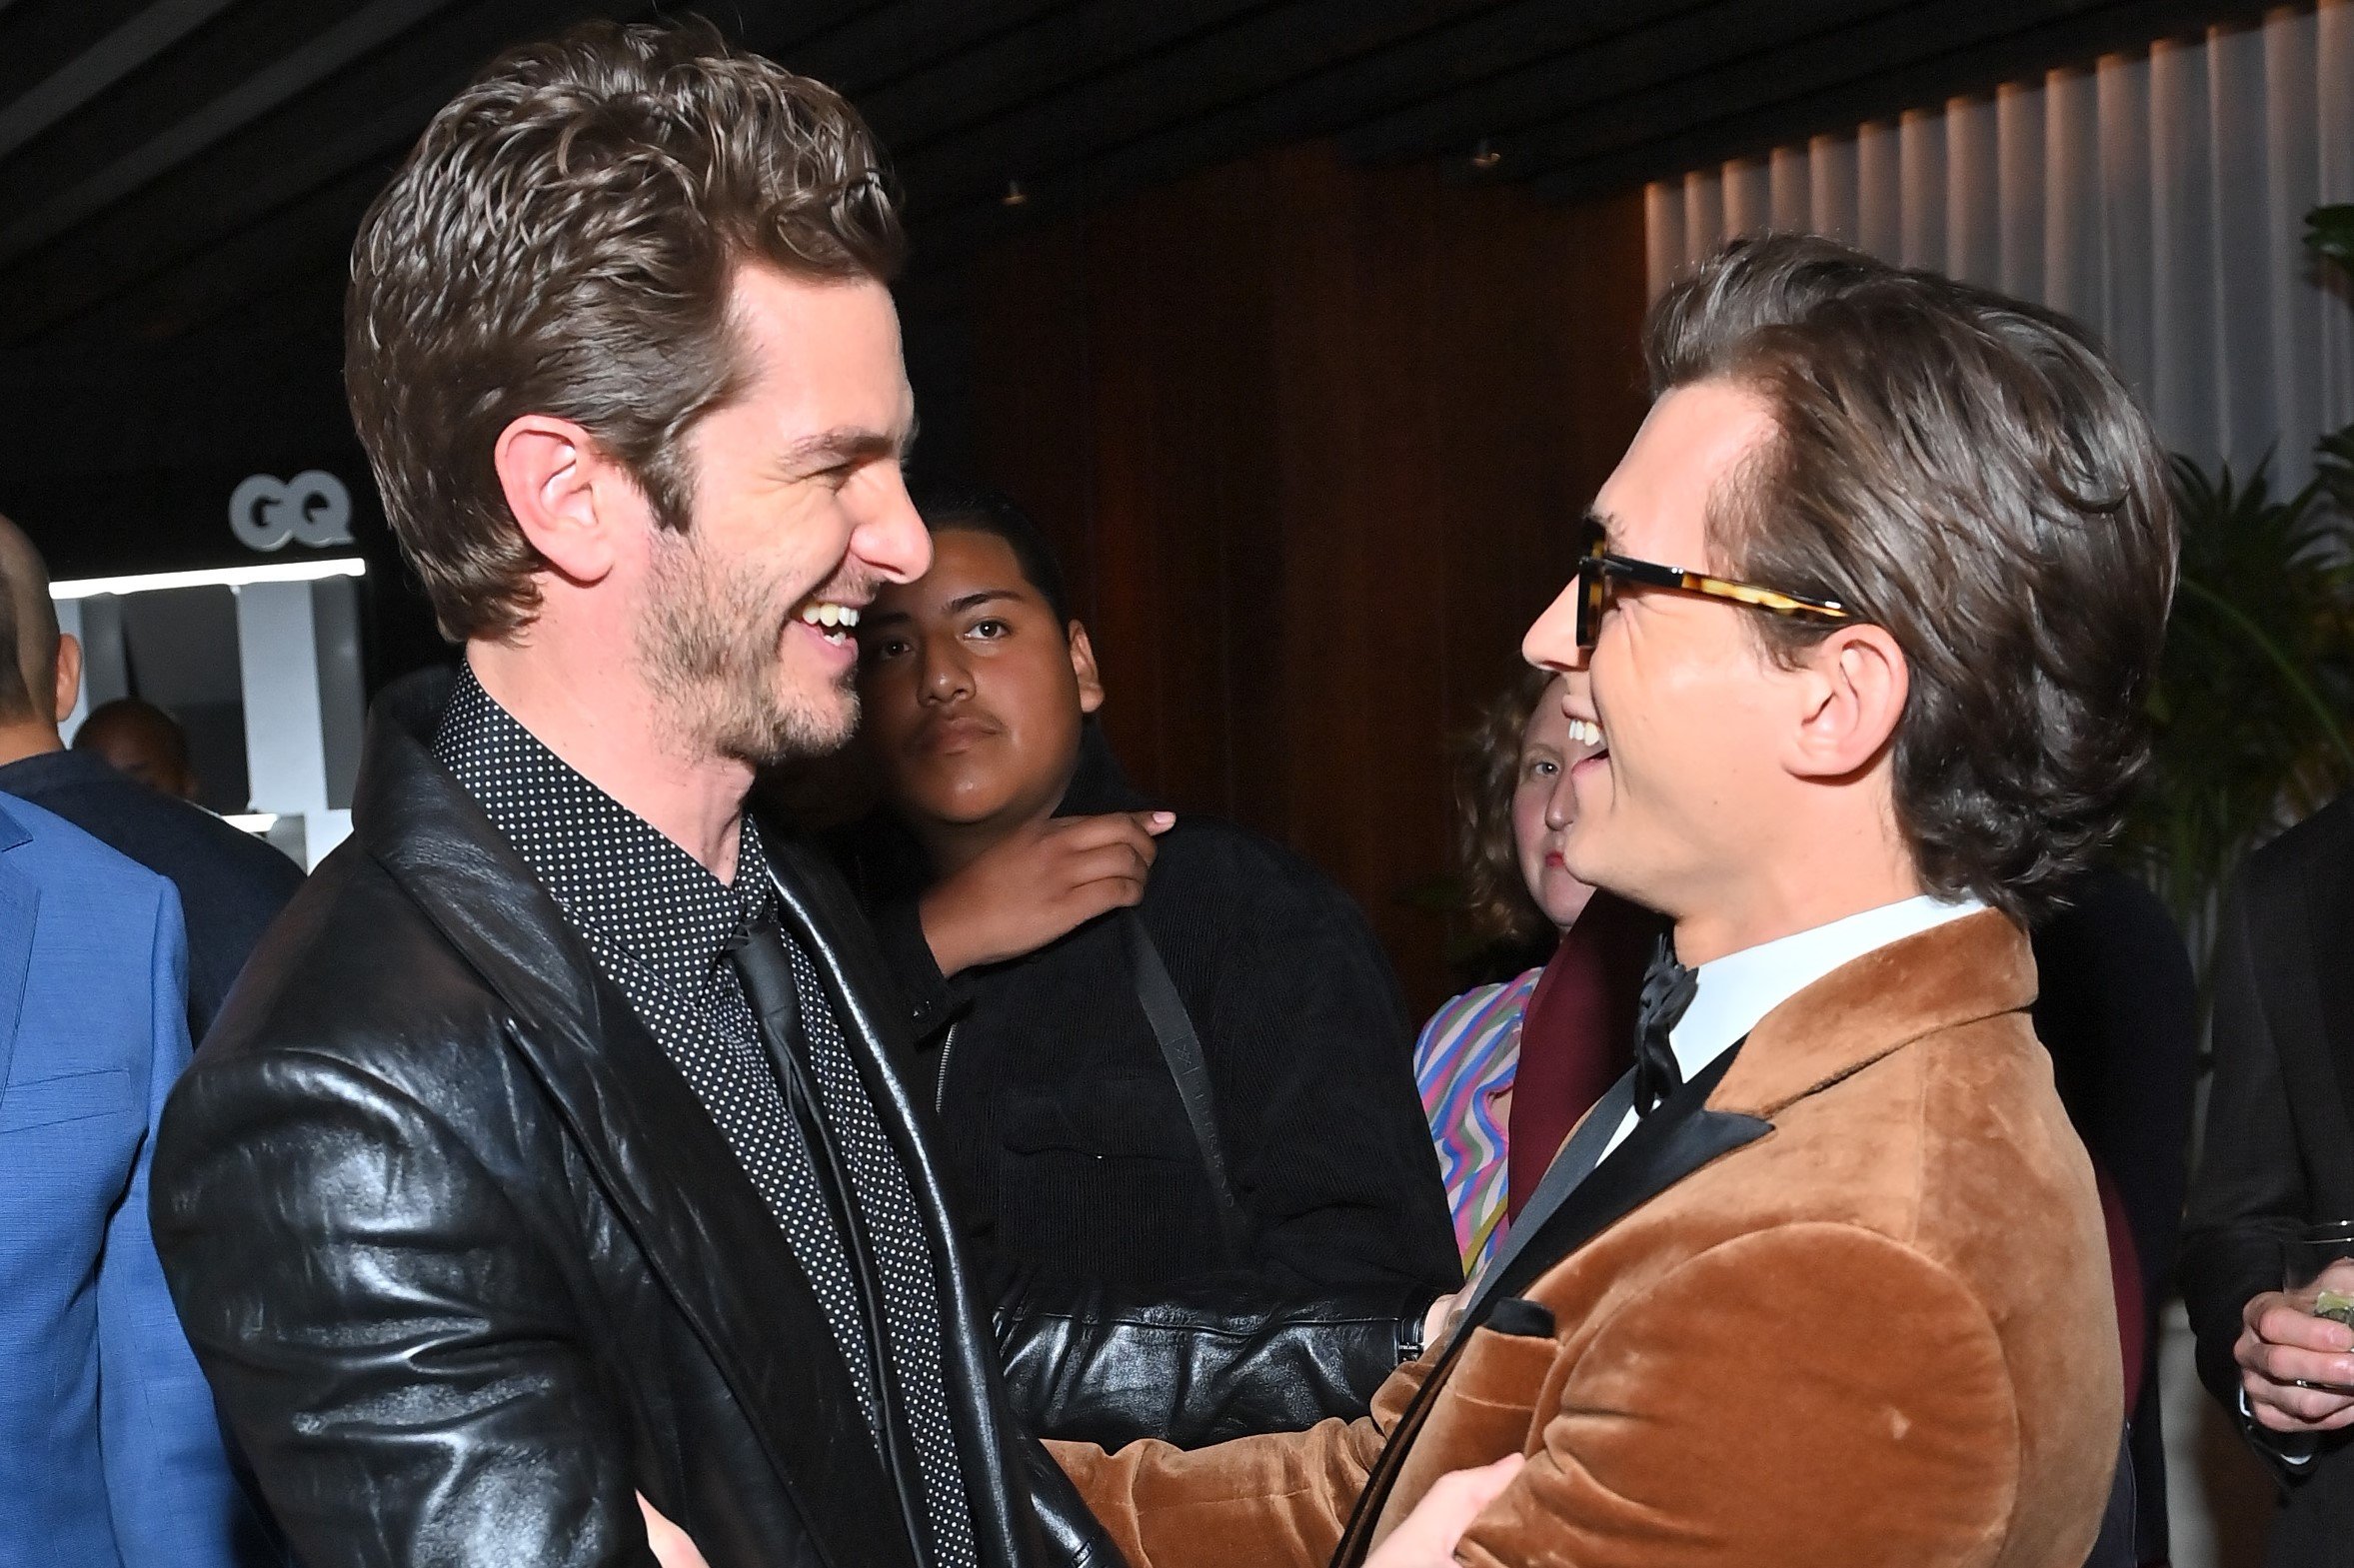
[{"xmin": 150, "ymin": 673, "xmax": 1116, "ymax": 1568}]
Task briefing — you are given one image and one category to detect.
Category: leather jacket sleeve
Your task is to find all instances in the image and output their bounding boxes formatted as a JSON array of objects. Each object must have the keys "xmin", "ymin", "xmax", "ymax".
[
  {"xmin": 1019, "ymin": 1435, "xmax": 1130, "ymax": 1568},
  {"xmin": 994, "ymin": 1270, "xmax": 1426, "ymax": 1450},
  {"xmin": 150, "ymin": 1046, "xmax": 661, "ymax": 1568}
]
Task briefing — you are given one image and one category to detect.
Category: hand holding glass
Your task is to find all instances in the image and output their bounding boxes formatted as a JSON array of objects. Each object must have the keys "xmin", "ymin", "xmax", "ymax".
[{"xmin": 2287, "ymin": 1221, "xmax": 2354, "ymax": 1343}]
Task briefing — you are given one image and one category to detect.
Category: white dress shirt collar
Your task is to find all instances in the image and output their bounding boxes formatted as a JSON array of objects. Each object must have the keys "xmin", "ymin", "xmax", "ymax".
[{"xmin": 1665, "ymin": 892, "xmax": 1989, "ymax": 1079}]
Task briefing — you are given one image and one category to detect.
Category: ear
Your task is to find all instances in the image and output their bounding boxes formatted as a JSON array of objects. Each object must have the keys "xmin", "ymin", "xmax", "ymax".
[
  {"xmin": 1784, "ymin": 624, "xmax": 1908, "ymax": 781},
  {"xmin": 1067, "ymin": 622, "xmax": 1106, "ymax": 715},
  {"xmin": 492, "ymin": 415, "xmax": 630, "ymax": 587},
  {"xmin": 50, "ymin": 632, "xmax": 80, "ymax": 727}
]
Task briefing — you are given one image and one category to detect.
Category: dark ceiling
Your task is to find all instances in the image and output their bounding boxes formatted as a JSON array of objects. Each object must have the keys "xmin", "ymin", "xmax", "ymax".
[{"xmin": 0, "ymin": 0, "xmax": 2264, "ymax": 575}]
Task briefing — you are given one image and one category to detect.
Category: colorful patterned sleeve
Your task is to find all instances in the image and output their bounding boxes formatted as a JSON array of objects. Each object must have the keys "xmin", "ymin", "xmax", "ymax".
[{"xmin": 1411, "ymin": 966, "xmax": 1541, "ymax": 1275}]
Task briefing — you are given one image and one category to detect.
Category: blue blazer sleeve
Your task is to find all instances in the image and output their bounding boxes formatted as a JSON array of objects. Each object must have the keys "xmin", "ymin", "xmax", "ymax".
[{"xmin": 98, "ymin": 881, "xmax": 263, "ymax": 1568}]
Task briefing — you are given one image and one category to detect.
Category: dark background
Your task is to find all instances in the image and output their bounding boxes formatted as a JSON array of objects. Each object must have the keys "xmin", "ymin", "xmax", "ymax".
[{"xmin": 0, "ymin": 0, "xmax": 2266, "ymax": 1008}]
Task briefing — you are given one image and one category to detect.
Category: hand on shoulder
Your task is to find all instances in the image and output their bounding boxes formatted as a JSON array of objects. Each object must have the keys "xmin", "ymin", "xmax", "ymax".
[{"xmin": 919, "ymin": 810, "xmax": 1175, "ymax": 976}]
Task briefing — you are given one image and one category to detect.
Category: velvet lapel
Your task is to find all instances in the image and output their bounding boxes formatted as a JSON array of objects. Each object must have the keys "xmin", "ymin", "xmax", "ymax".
[
  {"xmin": 764, "ymin": 834, "xmax": 1031, "ymax": 1568},
  {"xmin": 1474, "ymin": 1049, "xmax": 1763, "ymax": 1316},
  {"xmin": 1332, "ymin": 1049, "xmax": 1766, "ymax": 1568},
  {"xmin": 353, "ymin": 681, "xmax": 916, "ymax": 1568},
  {"xmin": 0, "ymin": 802, "xmax": 36, "ymax": 1093}
]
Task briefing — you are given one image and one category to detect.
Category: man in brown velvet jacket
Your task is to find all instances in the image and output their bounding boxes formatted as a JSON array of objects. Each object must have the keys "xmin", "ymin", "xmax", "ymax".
[{"xmin": 1050, "ymin": 235, "xmax": 2177, "ymax": 1567}]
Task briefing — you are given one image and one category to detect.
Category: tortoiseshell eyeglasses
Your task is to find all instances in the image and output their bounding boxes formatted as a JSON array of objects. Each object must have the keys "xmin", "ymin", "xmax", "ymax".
[{"xmin": 1572, "ymin": 515, "xmax": 1852, "ymax": 651}]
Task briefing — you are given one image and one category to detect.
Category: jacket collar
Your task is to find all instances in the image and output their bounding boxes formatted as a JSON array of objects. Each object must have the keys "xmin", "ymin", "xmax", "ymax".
[
  {"xmin": 0, "ymin": 747, "xmax": 121, "ymax": 798},
  {"xmin": 1482, "ymin": 909, "xmax": 2033, "ymax": 1313},
  {"xmin": 352, "ymin": 669, "xmax": 922, "ymax": 1568},
  {"xmin": 1467, "ymin": 912, "xmax": 2031, "ymax": 1320},
  {"xmin": 1707, "ymin": 908, "xmax": 2034, "ymax": 1120},
  {"xmin": 1055, "ymin": 720, "xmax": 1157, "ymax": 816}
]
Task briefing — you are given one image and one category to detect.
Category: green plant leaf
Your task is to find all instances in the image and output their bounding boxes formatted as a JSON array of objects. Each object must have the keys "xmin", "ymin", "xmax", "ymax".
[
  {"xmin": 2309, "ymin": 204, "xmax": 2354, "ymax": 275},
  {"xmin": 2121, "ymin": 447, "xmax": 2354, "ymax": 985}
]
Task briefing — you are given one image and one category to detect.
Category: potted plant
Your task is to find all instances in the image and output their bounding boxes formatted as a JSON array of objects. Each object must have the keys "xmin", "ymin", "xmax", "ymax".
[{"xmin": 2118, "ymin": 204, "xmax": 2354, "ymax": 983}]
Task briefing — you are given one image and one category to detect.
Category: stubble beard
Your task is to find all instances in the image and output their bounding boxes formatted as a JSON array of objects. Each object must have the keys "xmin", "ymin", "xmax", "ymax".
[{"xmin": 637, "ymin": 526, "xmax": 860, "ymax": 769}]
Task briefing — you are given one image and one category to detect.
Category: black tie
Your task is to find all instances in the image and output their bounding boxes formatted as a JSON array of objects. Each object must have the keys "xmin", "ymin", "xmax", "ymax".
[
  {"xmin": 728, "ymin": 917, "xmax": 801, "ymax": 1059},
  {"xmin": 1631, "ymin": 935, "xmax": 1699, "ymax": 1116}
]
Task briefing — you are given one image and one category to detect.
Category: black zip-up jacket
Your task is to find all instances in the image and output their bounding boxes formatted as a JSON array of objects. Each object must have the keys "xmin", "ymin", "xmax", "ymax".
[{"xmin": 149, "ymin": 672, "xmax": 1118, "ymax": 1568}]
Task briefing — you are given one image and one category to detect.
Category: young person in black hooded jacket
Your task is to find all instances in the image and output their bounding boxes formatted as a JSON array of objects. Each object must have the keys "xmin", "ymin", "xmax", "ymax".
[{"xmin": 830, "ymin": 491, "xmax": 1461, "ymax": 1447}]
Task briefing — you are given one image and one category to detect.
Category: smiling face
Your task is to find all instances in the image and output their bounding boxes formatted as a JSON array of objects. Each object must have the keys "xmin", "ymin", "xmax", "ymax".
[
  {"xmin": 857, "ymin": 527, "xmax": 1104, "ymax": 839},
  {"xmin": 1510, "ymin": 673, "xmax": 1603, "ymax": 931},
  {"xmin": 637, "ymin": 266, "xmax": 927, "ymax": 767},
  {"xmin": 1521, "ymin": 380, "xmax": 1791, "ymax": 922}
]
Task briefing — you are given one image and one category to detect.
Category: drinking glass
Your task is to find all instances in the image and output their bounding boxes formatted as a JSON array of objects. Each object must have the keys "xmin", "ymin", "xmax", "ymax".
[{"xmin": 2284, "ymin": 1220, "xmax": 2354, "ymax": 1329}]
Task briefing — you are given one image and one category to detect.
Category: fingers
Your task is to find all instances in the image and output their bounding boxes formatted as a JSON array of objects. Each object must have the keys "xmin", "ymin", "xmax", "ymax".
[
  {"xmin": 637, "ymin": 1494, "xmax": 714, "ymax": 1568},
  {"xmin": 1046, "ymin": 811, "xmax": 1169, "ymax": 865},
  {"xmin": 2238, "ymin": 1294, "xmax": 2354, "ymax": 1389},
  {"xmin": 2240, "ymin": 1335, "xmax": 2354, "ymax": 1391},
  {"xmin": 1441, "ymin": 1452, "xmax": 1527, "ymax": 1514},
  {"xmin": 1420, "ymin": 1291, "xmax": 1459, "ymax": 1353},
  {"xmin": 1061, "ymin": 839, "xmax": 1158, "ymax": 890},
  {"xmin": 1362, "ymin": 1454, "xmax": 1527, "ymax": 1568},
  {"xmin": 1049, "ymin": 864, "xmax": 1153, "ymax": 927},
  {"xmin": 1033, "ymin": 819, "xmax": 1160, "ymax": 904},
  {"xmin": 2244, "ymin": 1374, "xmax": 2354, "ymax": 1431},
  {"xmin": 2238, "ymin": 1295, "xmax": 2354, "ymax": 1431},
  {"xmin": 2246, "ymin": 1294, "xmax": 2354, "ymax": 1354}
]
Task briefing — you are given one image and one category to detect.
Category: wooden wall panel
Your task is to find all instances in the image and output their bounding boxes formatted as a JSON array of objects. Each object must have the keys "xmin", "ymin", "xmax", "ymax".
[{"xmin": 960, "ymin": 142, "xmax": 1649, "ymax": 1016}]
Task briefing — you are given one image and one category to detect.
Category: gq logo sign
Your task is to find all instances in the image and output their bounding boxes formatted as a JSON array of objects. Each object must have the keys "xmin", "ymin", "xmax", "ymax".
[{"xmin": 230, "ymin": 471, "xmax": 353, "ymax": 552}]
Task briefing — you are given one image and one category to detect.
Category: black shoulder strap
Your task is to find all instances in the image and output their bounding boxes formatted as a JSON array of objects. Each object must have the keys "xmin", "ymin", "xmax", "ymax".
[{"xmin": 1122, "ymin": 911, "xmax": 1251, "ymax": 1255}]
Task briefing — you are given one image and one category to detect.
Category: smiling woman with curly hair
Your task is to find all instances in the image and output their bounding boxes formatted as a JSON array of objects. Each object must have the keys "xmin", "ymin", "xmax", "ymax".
[{"xmin": 1413, "ymin": 667, "xmax": 1660, "ymax": 1276}]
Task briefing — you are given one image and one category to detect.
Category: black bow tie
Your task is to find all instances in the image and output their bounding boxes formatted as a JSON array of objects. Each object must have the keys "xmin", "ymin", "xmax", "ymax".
[{"xmin": 1631, "ymin": 936, "xmax": 1699, "ymax": 1116}]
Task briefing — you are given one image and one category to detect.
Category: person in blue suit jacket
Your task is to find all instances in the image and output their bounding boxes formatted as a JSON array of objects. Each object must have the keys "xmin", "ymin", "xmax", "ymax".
[{"xmin": 0, "ymin": 789, "xmax": 265, "ymax": 1567}]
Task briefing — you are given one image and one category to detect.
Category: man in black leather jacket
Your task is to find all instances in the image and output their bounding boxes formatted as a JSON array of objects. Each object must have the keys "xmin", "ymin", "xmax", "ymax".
[{"xmin": 148, "ymin": 22, "xmax": 1113, "ymax": 1568}]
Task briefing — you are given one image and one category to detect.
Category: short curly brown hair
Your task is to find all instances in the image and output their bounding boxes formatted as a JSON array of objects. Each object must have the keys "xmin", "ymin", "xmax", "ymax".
[
  {"xmin": 346, "ymin": 18, "xmax": 904, "ymax": 642},
  {"xmin": 1455, "ymin": 666, "xmax": 1557, "ymax": 951},
  {"xmin": 1647, "ymin": 235, "xmax": 2177, "ymax": 921}
]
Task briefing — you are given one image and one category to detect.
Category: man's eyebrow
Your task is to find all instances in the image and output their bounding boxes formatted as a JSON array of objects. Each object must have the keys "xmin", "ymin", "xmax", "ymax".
[
  {"xmin": 1581, "ymin": 508, "xmax": 1618, "ymax": 552},
  {"xmin": 862, "ymin": 588, "xmax": 1027, "ymax": 633},
  {"xmin": 943, "ymin": 588, "xmax": 1027, "ymax": 615},
  {"xmin": 783, "ymin": 426, "xmax": 908, "ymax": 469}
]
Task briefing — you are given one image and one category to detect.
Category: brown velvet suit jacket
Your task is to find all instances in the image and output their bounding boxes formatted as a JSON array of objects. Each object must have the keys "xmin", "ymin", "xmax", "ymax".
[{"xmin": 1053, "ymin": 911, "xmax": 2122, "ymax": 1568}]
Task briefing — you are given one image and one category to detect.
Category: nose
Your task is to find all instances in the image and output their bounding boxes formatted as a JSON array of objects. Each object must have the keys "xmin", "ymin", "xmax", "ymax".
[
  {"xmin": 1521, "ymin": 578, "xmax": 1590, "ymax": 674},
  {"xmin": 853, "ymin": 468, "xmax": 932, "ymax": 586},
  {"xmin": 917, "ymin": 636, "xmax": 973, "ymax": 707},
  {"xmin": 1543, "ymin": 762, "xmax": 1577, "ymax": 831}
]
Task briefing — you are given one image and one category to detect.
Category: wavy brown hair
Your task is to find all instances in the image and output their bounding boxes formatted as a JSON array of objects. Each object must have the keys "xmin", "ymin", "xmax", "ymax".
[
  {"xmin": 1648, "ymin": 235, "xmax": 2177, "ymax": 921},
  {"xmin": 1455, "ymin": 666, "xmax": 1558, "ymax": 952},
  {"xmin": 347, "ymin": 18, "xmax": 904, "ymax": 642}
]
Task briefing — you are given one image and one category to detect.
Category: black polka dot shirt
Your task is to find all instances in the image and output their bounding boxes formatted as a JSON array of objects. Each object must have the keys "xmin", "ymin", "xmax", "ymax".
[{"xmin": 434, "ymin": 667, "xmax": 976, "ymax": 1568}]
